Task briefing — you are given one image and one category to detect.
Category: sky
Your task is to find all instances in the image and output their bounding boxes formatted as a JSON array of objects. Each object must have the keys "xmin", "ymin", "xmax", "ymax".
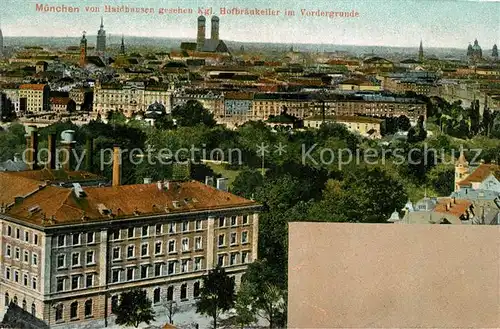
[{"xmin": 0, "ymin": 0, "xmax": 499, "ymax": 48}]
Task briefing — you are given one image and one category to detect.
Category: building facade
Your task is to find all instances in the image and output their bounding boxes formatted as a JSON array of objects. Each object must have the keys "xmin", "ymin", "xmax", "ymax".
[
  {"xmin": 172, "ymin": 89, "xmax": 224, "ymax": 118},
  {"xmin": 304, "ymin": 115, "xmax": 384, "ymax": 138},
  {"xmin": 19, "ymin": 84, "xmax": 50, "ymax": 114}
]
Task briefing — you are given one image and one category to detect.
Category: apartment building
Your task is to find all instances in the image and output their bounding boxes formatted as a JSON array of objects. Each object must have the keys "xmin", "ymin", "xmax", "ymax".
[
  {"xmin": 0, "ymin": 135, "xmax": 260, "ymax": 328},
  {"xmin": 172, "ymin": 89, "xmax": 224, "ymax": 117},
  {"xmin": 0, "ymin": 85, "xmax": 20, "ymax": 116},
  {"xmin": 92, "ymin": 80, "xmax": 173, "ymax": 118},
  {"xmin": 252, "ymin": 92, "xmax": 312, "ymax": 120},
  {"xmin": 304, "ymin": 115, "xmax": 384, "ymax": 138},
  {"xmin": 19, "ymin": 84, "xmax": 50, "ymax": 114}
]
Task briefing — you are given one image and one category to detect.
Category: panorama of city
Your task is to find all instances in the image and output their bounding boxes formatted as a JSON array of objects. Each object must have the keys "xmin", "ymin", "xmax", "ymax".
[{"xmin": 0, "ymin": 0, "xmax": 499, "ymax": 328}]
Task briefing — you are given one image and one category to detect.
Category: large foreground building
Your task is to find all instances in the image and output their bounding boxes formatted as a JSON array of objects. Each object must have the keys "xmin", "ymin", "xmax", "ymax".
[{"xmin": 0, "ymin": 132, "xmax": 260, "ymax": 328}]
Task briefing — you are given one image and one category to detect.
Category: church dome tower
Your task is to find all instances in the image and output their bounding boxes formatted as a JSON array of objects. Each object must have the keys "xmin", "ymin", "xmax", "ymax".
[{"xmin": 455, "ymin": 150, "xmax": 469, "ymax": 191}]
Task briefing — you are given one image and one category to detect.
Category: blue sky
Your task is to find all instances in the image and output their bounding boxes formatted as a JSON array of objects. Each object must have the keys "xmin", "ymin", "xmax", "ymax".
[{"xmin": 1, "ymin": 0, "xmax": 499, "ymax": 47}]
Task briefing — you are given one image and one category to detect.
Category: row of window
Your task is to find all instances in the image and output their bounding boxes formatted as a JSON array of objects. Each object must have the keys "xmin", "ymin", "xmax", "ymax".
[
  {"xmin": 57, "ymin": 250, "xmax": 95, "ymax": 269},
  {"xmin": 5, "ymin": 245, "xmax": 38, "ymax": 266},
  {"xmin": 54, "ymin": 299, "xmax": 93, "ymax": 322},
  {"xmin": 56, "ymin": 232, "xmax": 95, "ymax": 247},
  {"xmin": 110, "ymin": 257, "xmax": 205, "ymax": 283},
  {"xmin": 218, "ymin": 231, "xmax": 249, "ymax": 247},
  {"xmin": 4, "ymin": 267, "xmax": 38, "ymax": 290},
  {"xmin": 111, "ymin": 237, "xmax": 202, "ymax": 261},
  {"xmin": 4, "ymin": 293, "xmax": 36, "ymax": 317},
  {"xmin": 5, "ymin": 226, "xmax": 39, "ymax": 245},
  {"xmin": 56, "ymin": 273, "xmax": 94, "ymax": 292}
]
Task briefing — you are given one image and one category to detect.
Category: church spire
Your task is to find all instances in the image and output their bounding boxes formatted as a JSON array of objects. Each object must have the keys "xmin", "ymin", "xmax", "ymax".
[
  {"xmin": 100, "ymin": 16, "xmax": 104, "ymax": 29},
  {"xmin": 418, "ymin": 40, "xmax": 424, "ymax": 62},
  {"xmin": 120, "ymin": 34, "xmax": 125, "ymax": 54}
]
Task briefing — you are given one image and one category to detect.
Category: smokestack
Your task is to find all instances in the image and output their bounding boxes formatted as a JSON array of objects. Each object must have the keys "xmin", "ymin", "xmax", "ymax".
[
  {"xmin": 85, "ymin": 138, "xmax": 94, "ymax": 172},
  {"xmin": 25, "ymin": 126, "xmax": 38, "ymax": 170},
  {"xmin": 211, "ymin": 16, "xmax": 219, "ymax": 41},
  {"xmin": 197, "ymin": 16, "xmax": 206, "ymax": 51},
  {"xmin": 112, "ymin": 145, "xmax": 121, "ymax": 187},
  {"xmin": 47, "ymin": 133, "xmax": 56, "ymax": 170}
]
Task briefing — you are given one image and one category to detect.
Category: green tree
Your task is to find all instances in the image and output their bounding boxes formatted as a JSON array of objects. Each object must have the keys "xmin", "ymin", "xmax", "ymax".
[
  {"xmin": 231, "ymin": 169, "xmax": 264, "ymax": 198},
  {"xmin": 113, "ymin": 289, "xmax": 155, "ymax": 328},
  {"xmin": 196, "ymin": 265, "xmax": 236, "ymax": 329},
  {"xmin": 172, "ymin": 100, "xmax": 216, "ymax": 127},
  {"xmin": 107, "ymin": 110, "xmax": 128, "ymax": 126},
  {"xmin": 223, "ymin": 281, "xmax": 258, "ymax": 329},
  {"xmin": 426, "ymin": 164, "xmax": 455, "ymax": 196},
  {"xmin": 397, "ymin": 115, "xmax": 411, "ymax": 131}
]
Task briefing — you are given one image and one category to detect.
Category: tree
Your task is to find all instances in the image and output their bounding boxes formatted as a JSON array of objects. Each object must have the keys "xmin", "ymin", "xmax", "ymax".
[
  {"xmin": 113, "ymin": 289, "xmax": 155, "ymax": 328},
  {"xmin": 196, "ymin": 265, "xmax": 236, "ymax": 329},
  {"xmin": 221, "ymin": 281, "xmax": 257, "ymax": 329},
  {"xmin": 163, "ymin": 299, "xmax": 179, "ymax": 325},
  {"xmin": 172, "ymin": 100, "xmax": 216, "ymax": 127},
  {"xmin": 397, "ymin": 115, "xmax": 411, "ymax": 131},
  {"xmin": 426, "ymin": 164, "xmax": 455, "ymax": 196},
  {"xmin": 231, "ymin": 169, "xmax": 264, "ymax": 198}
]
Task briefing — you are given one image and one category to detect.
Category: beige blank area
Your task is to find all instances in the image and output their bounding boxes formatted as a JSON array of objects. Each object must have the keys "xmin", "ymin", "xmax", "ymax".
[{"xmin": 288, "ymin": 222, "xmax": 500, "ymax": 328}]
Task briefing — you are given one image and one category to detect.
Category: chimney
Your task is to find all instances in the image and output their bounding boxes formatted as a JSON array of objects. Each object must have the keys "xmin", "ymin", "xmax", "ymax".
[
  {"xmin": 452, "ymin": 197, "xmax": 456, "ymax": 204},
  {"xmin": 143, "ymin": 177, "xmax": 152, "ymax": 184},
  {"xmin": 216, "ymin": 177, "xmax": 228, "ymax": 192},
  {"xmin": 446, "ymin": 203, "xmax": 450, "ymax": 211},
  {"xmin": 112, "ymin": 146, "xmax": 121, "ymax": 187},
  {"xmin": 60, "ymin": 130, "xmax": 76, "ymax": 171},
  {"xmin": 47, "ymin": 133, "xmax": 56, "ymax": 170},
  {"xmin": 25, "ymin": 126, "xmax": 38, "ymax": 170},
  {"xmin": 85, "ymin": 138, "xmax": 94, "ymax": 172},
  {"xmin": 205, "ymin": 176, "xmax": 214, "ymax": 186}
]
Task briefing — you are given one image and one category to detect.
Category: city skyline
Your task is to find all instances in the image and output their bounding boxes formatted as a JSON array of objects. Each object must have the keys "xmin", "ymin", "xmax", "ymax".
[{"xmin": 0, "ymin": 0, "xmax": 499, "ymax": 48}]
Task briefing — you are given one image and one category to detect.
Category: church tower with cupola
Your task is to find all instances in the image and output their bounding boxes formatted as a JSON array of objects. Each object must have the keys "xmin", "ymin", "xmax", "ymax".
[
  {"xmin": 79, "ymin": 31, "xmax": 87, "ymax": 68},
  {"xmin": 96, "ymin": 17, "xmax": 106, "ymax": 54},
  {"xmin": 455, "ymin": 150, "xmax": 470, "ymax": 191}
]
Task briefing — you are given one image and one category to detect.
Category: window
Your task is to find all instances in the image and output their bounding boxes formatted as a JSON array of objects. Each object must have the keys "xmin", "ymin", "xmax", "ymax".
[
  {"xmin": 72, "ymin": 233, "xmax": 81, "ymax": 246},
  {"xmin": 182, "ymin": 221, "xmax": 189, "ymax": 232},
  {"xmin": 55, "ymin": 304, "xmax": 63, "ymax": 321},
  {"xmin": 181, "ymin": 238, "xmax": 189, "ymax": 252},
  {"xmin": 86, "ymin": 251, "xmax": 95, "ymax": 265},
  {"xmin": 32, "ymin": 277, "xmax": 37, "ymax": 290},
  {"xmin": 7, "ymin": 226, "xmax": 12, "ymax": 237},
  {"xmin": 87, "ymin": 232, "xmax": 95, "ymax": 244},
  {"xmin": 154, "ymin": 263, "xmax": 162, "ymax": 276},
  {"xmin": 195, "ymin": 237, "xmax": 202, "ymax": 250},
  {"xmin": 194, "ymin": 257, "xmax": 202, "ymax": 271},
  {"xmin": 85, "ymin": 299, "xmax": 92, "ymax": 317},
  {"xmin": 193, "ymin": 281, "xmax": 201, "ymax": 298},
  {"xmin": 24, "ymin": 231, "xmax": 29, "ymax": 242},
  {"xmin": 141, "ymin": 265, "xmax": 148, "ymax": 279},
  {"xmin": 111, "ymin": 229, "xmax": 120, "ymax": 240},
  {"xmin": 70, "ymin": 301, "xmax": 78, "ymax": 319},
  {"xmin": 242, "ymin": 231, "xmax": 248, "ymax": 244},
  {"xmin": 231, "ymin": 216, "xmax": 237, "ymax": 226},
  {"xmin": 16, "ymin": 228, "xmax": 20, "ymax": 239},
  {"xmin": 31, "ymin": 303, "xmax": 36, "ymax": 316},
  {"xmin": 56, "ymin": 278, "xmax": 65, "ymax": 292},
  {"xmin": 112, "ymin": 247, "xmax": 120, "ymax": 260},
  {"xmin": 13, "ymin": 296, "xmax": 17, "ymax": 305},
  {"xmin": 128, "ymin": 227, "xmax": 135, "ymax": 238},
  {"xmin": 72, "ymin": 253, "xmax": 80, "ymax": 267},
  {"xmin": 230, "ymin": 232, "xmax": 237, "ymax": 245},
  {"xmin": 180, "ymin": 284, "xmax": 187, "ymax": 300},
  {"xmin": 167, "ymin": 261, "xmax": 176, "ymax": 275},
  {"xmin": 127, "ymin": 245, "xmax": 135, "ymax": 258},
  {"xmin": 181, "ymin": 259, "xmax": 188, "ymax": 273},
  {"xmin": 32, "ymin": 253, "xmax": 38, "ymax": 266},
  {"xmin": 111, "ymin": 296, "xmax": 118, "ymax": 313},
  {"xmin": 86, "ymin": 274, "xmax": 93, "ymax": 288},
  {"xmin": 57, "ymin": 254, "xmax": 65, "ymax": 268},
  {"xmin": 5, "ymin": 245, "xmax": 11, "ymax": 257},
  {"xmin": 155, "ymin": 224, "xmax": 162, "ymax": 235},
  {"xmin": 22, "ymin": 299, "xmax": 26, "ymax": 310},
  {"xmin": 242, "ymin": 251, "xmax": 249, "ymax": 263},
  {"xmin": 57, "ymin": 235, "xmax": 65, "ymax": 247},
  {"xmin": 218, "ymin": 234, "xmax": 225, "ymax": 247},
  {"xmin": 218, "ymin": 254, "xmax": 225, "ymax": 266},
  {"xmin": 141, "ymin": 244, "xmax": 149, "ymax": 257},
  {"xmin": 243, "ymin": 215, "xmax": 249, "ymax": 225},
  {"xmin": 155, "ymin": 241, "xmax": 162, "ymax": 255},
  {"xmin": 168, "ymin": 240, "xmax": 176, "ymax": 253},
  {"xmin": 195, "ymin": 220, "xmax": 202, "ymax": 231},
  {"xmin": 230, "ymin": 253, "xmax": 238, "ymax": 265},
  {"xmin": 153, "ymin": 288, "xmax": 160, "ymax": 304},
  {"xmin": 71, "ymin": 275, "xmax": 79, "ymax": 289},
  {"xmin": 167, "ymin": 286, "xmax": 174, "ymax": 301},
  {"xmin": 218, "ymin": 217, "xmax": 225, "ymax": 227},
  {"xmin": 23, "ymin": 273, "xmax": 28, "ymax": 286},
  {"xmin": 127, "ymin": 268, "xmax": 134, "ymax": 281},
  {"xmin": 142, "ymin": 226, "xmax": 149, "ymax": 237},
  {"xmin": 24, "ymin": 250, "xmax": 29, "ymax": 263},
  {"xmin": 168, "ymin": 222, "xmax": 176, "ymax": 234},
  {"xmin": 4, "ymin": 293, "xmax": 8, "ymax": 306},
  {"xmin": 112, "ymin": 269, "xmax": 120, "ymax": 283},
  {"xmin": 14, "ymin": 270, "xmax": 19, "ymax": 283},
  {"xmin": 5, "ymin": 268, "xmax": 10, "ymax": 280},
  {"xmin": 15, "ymin": 247, "xmax": 20, "ymax": 260}
]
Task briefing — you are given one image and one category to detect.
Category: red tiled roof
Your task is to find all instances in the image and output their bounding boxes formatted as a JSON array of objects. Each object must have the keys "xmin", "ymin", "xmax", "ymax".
[
  {"xmin": 224, "ymin": 91, "xmax": 254, "ymax": 100},
  {"xmin": 6, "ymin": 180, "xmax": 257, "ymax": 226},
  {"xmin": 0, "ymin": 173, "xmax": 42, "ymax": 206},
  {"xmin": 19, "ymin": 84, "xmax": 47, "ymax": 90},
  {"xmin": 457, "ymin": 163, "xmax": 499, "ymax": 186},
  {"xmin": 434, "ymin": 198, "xmax": 472, "ymax": 218},
  {"xmin": 50, "ymin": 97, "xmax": 71, "ymax": 105}
]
